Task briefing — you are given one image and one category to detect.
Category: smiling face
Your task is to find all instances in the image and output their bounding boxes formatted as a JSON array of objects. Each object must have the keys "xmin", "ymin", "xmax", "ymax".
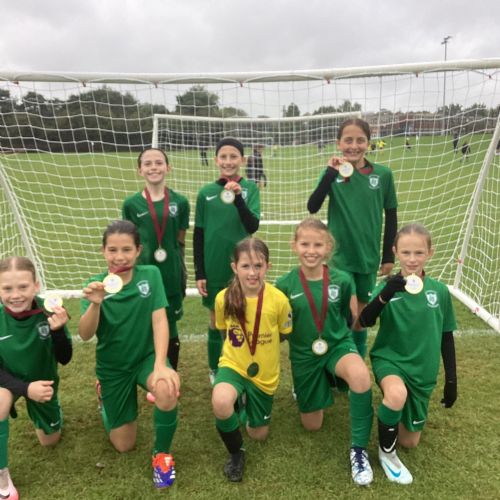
[
  {"xmin": 292, "ymin": 227, "xmax": 332, "ymax": 276},
  {"xmin": 231, "ymin": 250, "xmax": 269, "ymax": 297},
  {"xmin": 138, "ymin": 149, "xmax": 169, "ymax": 186},
  {"xmin": 393, "ymin": 232, "xmax": 433, "ymax": 277},
  {"xmin": 336, "ymin": 124, "xmax": 370, "ymax": 168},
  {"xmin": 0, "ymin": 269, "xmax": 39, "ymax": 313},
  {"xmin": 215, "ymin": 145, "xmax": 245, "ymax": 179},
  {"xmin": 102, "ymin": 232, "xmax": 142, "ymax": 271}
]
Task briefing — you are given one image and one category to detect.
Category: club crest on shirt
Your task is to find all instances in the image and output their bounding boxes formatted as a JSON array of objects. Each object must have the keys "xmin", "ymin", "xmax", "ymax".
[
  {"xmin": 137, "ymin": 280, "xmax": 151, "ymax": 298},
  {"xmin": 368, "ymin": 175, "xmax": 380, "ymax": 190},
  {"xmin": 241, "ymin": 188, "xmax": 248, "ymax": 200},
  {"xmin": 425, "ymin": 290, "xmax": 439, "ymax": 308},
  {"xmin": 228, "ymin": 324, "xmax": 245, "ymax": 347},
  {"xmin": 169, "ymin": 202, "xmax": 178, "ymax": 217},
  {"xmin": 37, "ymin": 321, "xmax": 51, "ymax": 340},
  {"xmin": 328, "ymin": 284, "xmax": 340, "ymax": 302}
]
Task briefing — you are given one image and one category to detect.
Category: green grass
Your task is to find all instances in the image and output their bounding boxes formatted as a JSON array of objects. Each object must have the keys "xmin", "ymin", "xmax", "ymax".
[{"xmin": 8, "ymin": 297, "xmax": 500, "ymax": 499}]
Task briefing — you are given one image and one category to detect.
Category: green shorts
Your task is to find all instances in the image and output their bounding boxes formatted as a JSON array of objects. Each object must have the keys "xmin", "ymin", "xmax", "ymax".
[
  {"xmin": 98, "ymin": 353, "xmax": 171, "ymax": 430},
  {"xmin": 202, "ymin": 285, "xmax": 225, "ymax": 310},
  {"xmin": 23, "ymin": 392, "xmax": 63, "ymax": 435},
  {"xmin": 292, "ymin": 336, "xmax": 359, "ymax": 413},
  {"xmin": 215, "ymin": 367, "xmax": 273, "ymax": 428},
  {"xmin": 345, "ymin": 271, "xmax": 377, "ymax": 303},
  {"xmin": 372, "ymin": 359, "xmax": 431, "ymax": 432}
]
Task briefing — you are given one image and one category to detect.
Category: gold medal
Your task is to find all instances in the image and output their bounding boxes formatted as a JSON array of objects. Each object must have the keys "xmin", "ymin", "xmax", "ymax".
[
  {"xmin": 220, "ymin": 189, "xmax": 236, "ymax": 204},
  {"xmin": 103, "ymin": 273, "xmax": 123, "ymax": 294},
  {"xmin": 154, "ymin": 248, "xmax": 167, "ymax": 262},
  {"xmin": 312, "ymin": 338, "xmax": 328, "ymax": 355},
  {"xmin": 405, "ymin": 274, "xmax": 423, "ymax": 294},
  {"xmin": 43, "ymin": 293, "xmax": 63, "ymax": 313},
  {"xmin": 339, "ymin": 162, "xmax": 354, "ymax": 178}
]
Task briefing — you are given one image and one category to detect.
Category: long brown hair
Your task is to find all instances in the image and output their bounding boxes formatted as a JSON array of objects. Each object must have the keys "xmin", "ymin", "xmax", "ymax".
[{"xmin": 224, "ymin": 237, "xmax": 270, "ymax": 322}]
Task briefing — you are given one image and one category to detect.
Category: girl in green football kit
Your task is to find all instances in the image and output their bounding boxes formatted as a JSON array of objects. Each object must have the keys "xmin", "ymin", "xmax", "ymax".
[
  {"xmin": 307, "ymin": 118, "xmax": 398, "ymax": 359},
  {"xmin": 0, "ymin": 256, "xmax": 72, "ymax": 500},
  {"xmin": 276, "ymin": 218, "xmax": 374, "ymax": 487},
  {"xmin": 360, "ymin": 223, "xmax": 457, "ymax": 485},
  {"xmin": 193, "ymin": 138, "xmax": 260, "ymax": 384},
  {"xmin": 79, "ymin": 220, "xmax": 180, "ymax": 489},
  {"xmin": 122, "ymin": 147, "xmax": 190, "ymax": 371}
]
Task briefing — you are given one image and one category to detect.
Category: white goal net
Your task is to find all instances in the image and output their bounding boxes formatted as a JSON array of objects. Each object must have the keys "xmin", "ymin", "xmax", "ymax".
[{"xmin": 0, "ymin": 60, "xmax": 499, "ymax": 331}]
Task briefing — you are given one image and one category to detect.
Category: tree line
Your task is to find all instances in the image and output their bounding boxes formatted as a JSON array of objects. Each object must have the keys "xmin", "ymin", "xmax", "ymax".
[{"xmin": 0, "ymin": 85, "xmax": 497, "ymax": 153}]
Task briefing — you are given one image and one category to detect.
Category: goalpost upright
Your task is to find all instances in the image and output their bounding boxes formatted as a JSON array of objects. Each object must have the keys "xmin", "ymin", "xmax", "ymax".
[{"xmin": 0, "ymin": 59, "xmax": 499, "ymax": 331}]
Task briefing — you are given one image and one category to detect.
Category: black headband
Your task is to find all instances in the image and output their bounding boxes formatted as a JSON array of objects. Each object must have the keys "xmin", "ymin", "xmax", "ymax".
[{"xmin": 215, "ymin": 138, "xmax": 244, "ymax": 156}]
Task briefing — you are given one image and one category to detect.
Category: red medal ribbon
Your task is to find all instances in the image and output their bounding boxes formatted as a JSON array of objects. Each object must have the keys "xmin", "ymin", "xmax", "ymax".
[
  {"xmin": 237, "ymin": 284, "xmax": 265, "ymax": 356},
  {"xmin": 144, "ymin": 187, "xmax": 169, "ymax": 249},
  {"xmin": 218, "ymin": 176, "xmax": 242, "ymax": 184},
  {"xmin": 5, "ymin": 300, "xmax": 44, "ymax": 319},
  {"xmin": 108, "ymin": 265, "xmax": 133, "ymax": 274},
  {"xmin": 299, "ymin": 265, "xmax": 329, "ymax": 334}
]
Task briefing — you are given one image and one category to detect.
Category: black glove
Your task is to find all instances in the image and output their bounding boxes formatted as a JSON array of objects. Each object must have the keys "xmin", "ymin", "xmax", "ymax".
[
  {"xmin": 441, "ymin": 380, "xmax": 457, "ymax": 408},
  {"xmin": 379, "ymin": 275, "xmax": 407, "ymax": 302}
]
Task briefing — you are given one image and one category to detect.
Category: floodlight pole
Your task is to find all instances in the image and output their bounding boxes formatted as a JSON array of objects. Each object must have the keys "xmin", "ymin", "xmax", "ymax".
[{"xmin": 442, "ymin": 35, "xmax": 452, "ymax": 132}]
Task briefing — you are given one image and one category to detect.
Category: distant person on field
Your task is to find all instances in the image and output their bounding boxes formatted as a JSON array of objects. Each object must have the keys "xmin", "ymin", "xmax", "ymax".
[
  {"xmin": 246, "ymin": 144, "xmax": 267, "ymax": 188},
  {"xmin": 452, "ymin": 133, "xmax": 459, "ymax": 153},
  {"xmin": 405, "ymin": 137, "xmax": 411, "ymax": 150},
  {"xmin": 461, "ymin": 141, "xmax": 471, "ymax": 161}
]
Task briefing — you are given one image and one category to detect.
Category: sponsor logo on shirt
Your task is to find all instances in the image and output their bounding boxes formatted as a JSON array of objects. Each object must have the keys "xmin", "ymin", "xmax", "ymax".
[
  {"xmin": 335, "ymin": 177, "xmax": 345, "ymax": 183},
  {"xmin": 37, "ymin": 321, "xmax": 51, "ymax": 340},
  {"xmin": 284, "ymin": 311, "xmax": 293, "ymax": 329},
  {"xmin": 169, "ymin": 202, "xmax": 178, "ymax": 217},
  {"xmin": 136, "ymin": 211, "xmax": 149, "ymax": 218},
  {"xmin": 328, "ymin": 284, "xmax": 340, "ymax": 302},
  {"xmin": 425, "ymin": 291, "xmax": 439, "ymax": 308},
  {"xmin": 290, "ymin": 292, "xmax": 303, "ymax": 300},
  {"xmin": 206, "ymin": 195, "xmax": 217, "ymax": 201},
  {"xmin": 228, "ymin": 324, "xmax": 244, "ymax": 347},
  {"xmin": 368, "ymin": 174, "xmax": 380, "ymax": 189},
  {"xmin": 412, "ymin": 419, "xmax": 425, "ymax": 425},
  {"xmin": 137, "ymin": 280, "xmax": 151, "ymax": 298},
  {"xmin": 0, "ymin": 335, "xmax": 13, "ymax": 341}
]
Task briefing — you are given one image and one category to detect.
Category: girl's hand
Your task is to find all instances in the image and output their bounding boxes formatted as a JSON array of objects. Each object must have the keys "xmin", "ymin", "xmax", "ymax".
[
  {"xmin": 150, "ymin": 365, "xmax": 180, "ymax": 399},
  {"xmin": 327, "ymin": 155, "xmax": 345, "ymax": 171},
  {"xmin": 225, "ymin": 180, "xmax": 242, "ymax": 195},
  {"xmin": 196, "ymin": 279, "xmax": 208, "ymax": 297},
  {"xmin": 82, "ymin": 281, "xmax": 106, "ymax": 304},
  {"xmin": 27, "ymin": 380, "xmax": 54, "ymax": 403},
  {"xmin": 47, "ymin": 306, "xmax": 69, "ymax": 330},
  {"xmin": 379, "ymin": 262, "xmax": 394, "ymax": 276}
]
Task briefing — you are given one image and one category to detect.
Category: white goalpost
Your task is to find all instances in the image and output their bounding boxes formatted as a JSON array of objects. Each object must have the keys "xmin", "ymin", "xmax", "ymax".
[{"xmin": 0, "ymin": 59, "xmax": 499, "ymax": 331}]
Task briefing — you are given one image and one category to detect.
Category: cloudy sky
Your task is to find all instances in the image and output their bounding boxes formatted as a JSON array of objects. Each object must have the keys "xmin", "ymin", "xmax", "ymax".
[{"xmin": 1, "ymin": 0, "xmax": 499, "ymax": 75}]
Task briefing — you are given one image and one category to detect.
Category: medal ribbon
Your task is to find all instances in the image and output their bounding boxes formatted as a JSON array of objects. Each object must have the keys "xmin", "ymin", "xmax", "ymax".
[
  {"xmin": 144, "ymin": 187, "xmax": 169, "ymax": 248},
  {"xmin": 5, "ymin": 300, "xmax": 44, "ymax": 319},
  {"xmin": 108, "ymin": 266, "xmax": 133, "ymax": 274},
  {"xmin": 299, "ymin": 265, "xmax": 329, "ymax": 334},
  {"xmin": 218, "ymin": 176, "xmax": 242, "ymax": 185},
  {"xmin": 237, "ymin": 284, "xmax": 265, "ymax": 356}
]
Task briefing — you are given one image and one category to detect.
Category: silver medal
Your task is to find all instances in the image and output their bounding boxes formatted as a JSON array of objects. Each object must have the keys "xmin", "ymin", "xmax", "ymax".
[
  {"xmin": 312, "ymin": 338, "xmax": 328, "ymax": 355},
  {"xmin": 154, "ymin": 248, "xmax": 167, "ymax": 262}
]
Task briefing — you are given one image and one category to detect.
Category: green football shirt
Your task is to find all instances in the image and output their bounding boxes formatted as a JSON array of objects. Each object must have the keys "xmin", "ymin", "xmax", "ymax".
[
  {"xmin": 370, "ymin": 275, "xmax": 457, "ymax": 391},
  {"xmin": 122, "ymin": 188, "xmax": 190, "ymax": 298},
  {"xmin": 0, "ymin": 298, "xmax": 71, "ymax": 385},
  {"xmin": 80, "ymin": 265, "xmax": 168, "ymax": 377},
  {"xmin": 194, "ymin": 179, "xmax": 260, "ymax": 287},
  {"xmin": 276, "ymin": 266, "xmax": 354, "ymax": 364},
  {"xmin": 318, "ymin": 162, "xmax": 398, "ymax": 273}
]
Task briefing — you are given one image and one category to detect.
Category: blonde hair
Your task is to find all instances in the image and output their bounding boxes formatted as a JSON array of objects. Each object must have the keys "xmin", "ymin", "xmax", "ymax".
[
  {"xmin": 224, "ymin": 237, "xmax": 270, "ymax": 322},
  {"xmin": 294, "ymin": 217, "xmax": 335, "ymax": 259},
  {"xmin": 0, "ymin": 256, "xmax": 37, "ymax": 281}
]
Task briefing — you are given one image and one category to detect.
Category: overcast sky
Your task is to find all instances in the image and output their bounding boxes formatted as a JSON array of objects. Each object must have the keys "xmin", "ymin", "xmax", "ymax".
[{"xmin": 1, "ymin": 0, "xmax": 499, "ymax": 75}]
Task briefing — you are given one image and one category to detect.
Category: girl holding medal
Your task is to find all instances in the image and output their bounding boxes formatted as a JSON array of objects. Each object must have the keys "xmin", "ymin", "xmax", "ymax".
[
  {"xmin": 212, "ymin": 237, "xmax": 292, "ymax": 482},
  {"xmin": 194, "ymin": 138, "xmax": 260, "ymax": 384},
  {"xmin": 0, "ymin": 256, "xmax": 72, "ymax": 500},
  {"xmin": 122, "ymin": 147, "xmax": 190, "ymax": 371},
  {"xmin": 360, "ymin": 223, "xmax": 457, "ymax": 485},
  {"xmin": 307, "ymin": 118, "xmax": 398, "ymax": 359},
  {"xmin": 79, "ymin": 220, "xmax": 180, "ymax": 489},
  {"xmin": 276, "ymin": 218, "xmax": 374, "ymax": 487}
]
